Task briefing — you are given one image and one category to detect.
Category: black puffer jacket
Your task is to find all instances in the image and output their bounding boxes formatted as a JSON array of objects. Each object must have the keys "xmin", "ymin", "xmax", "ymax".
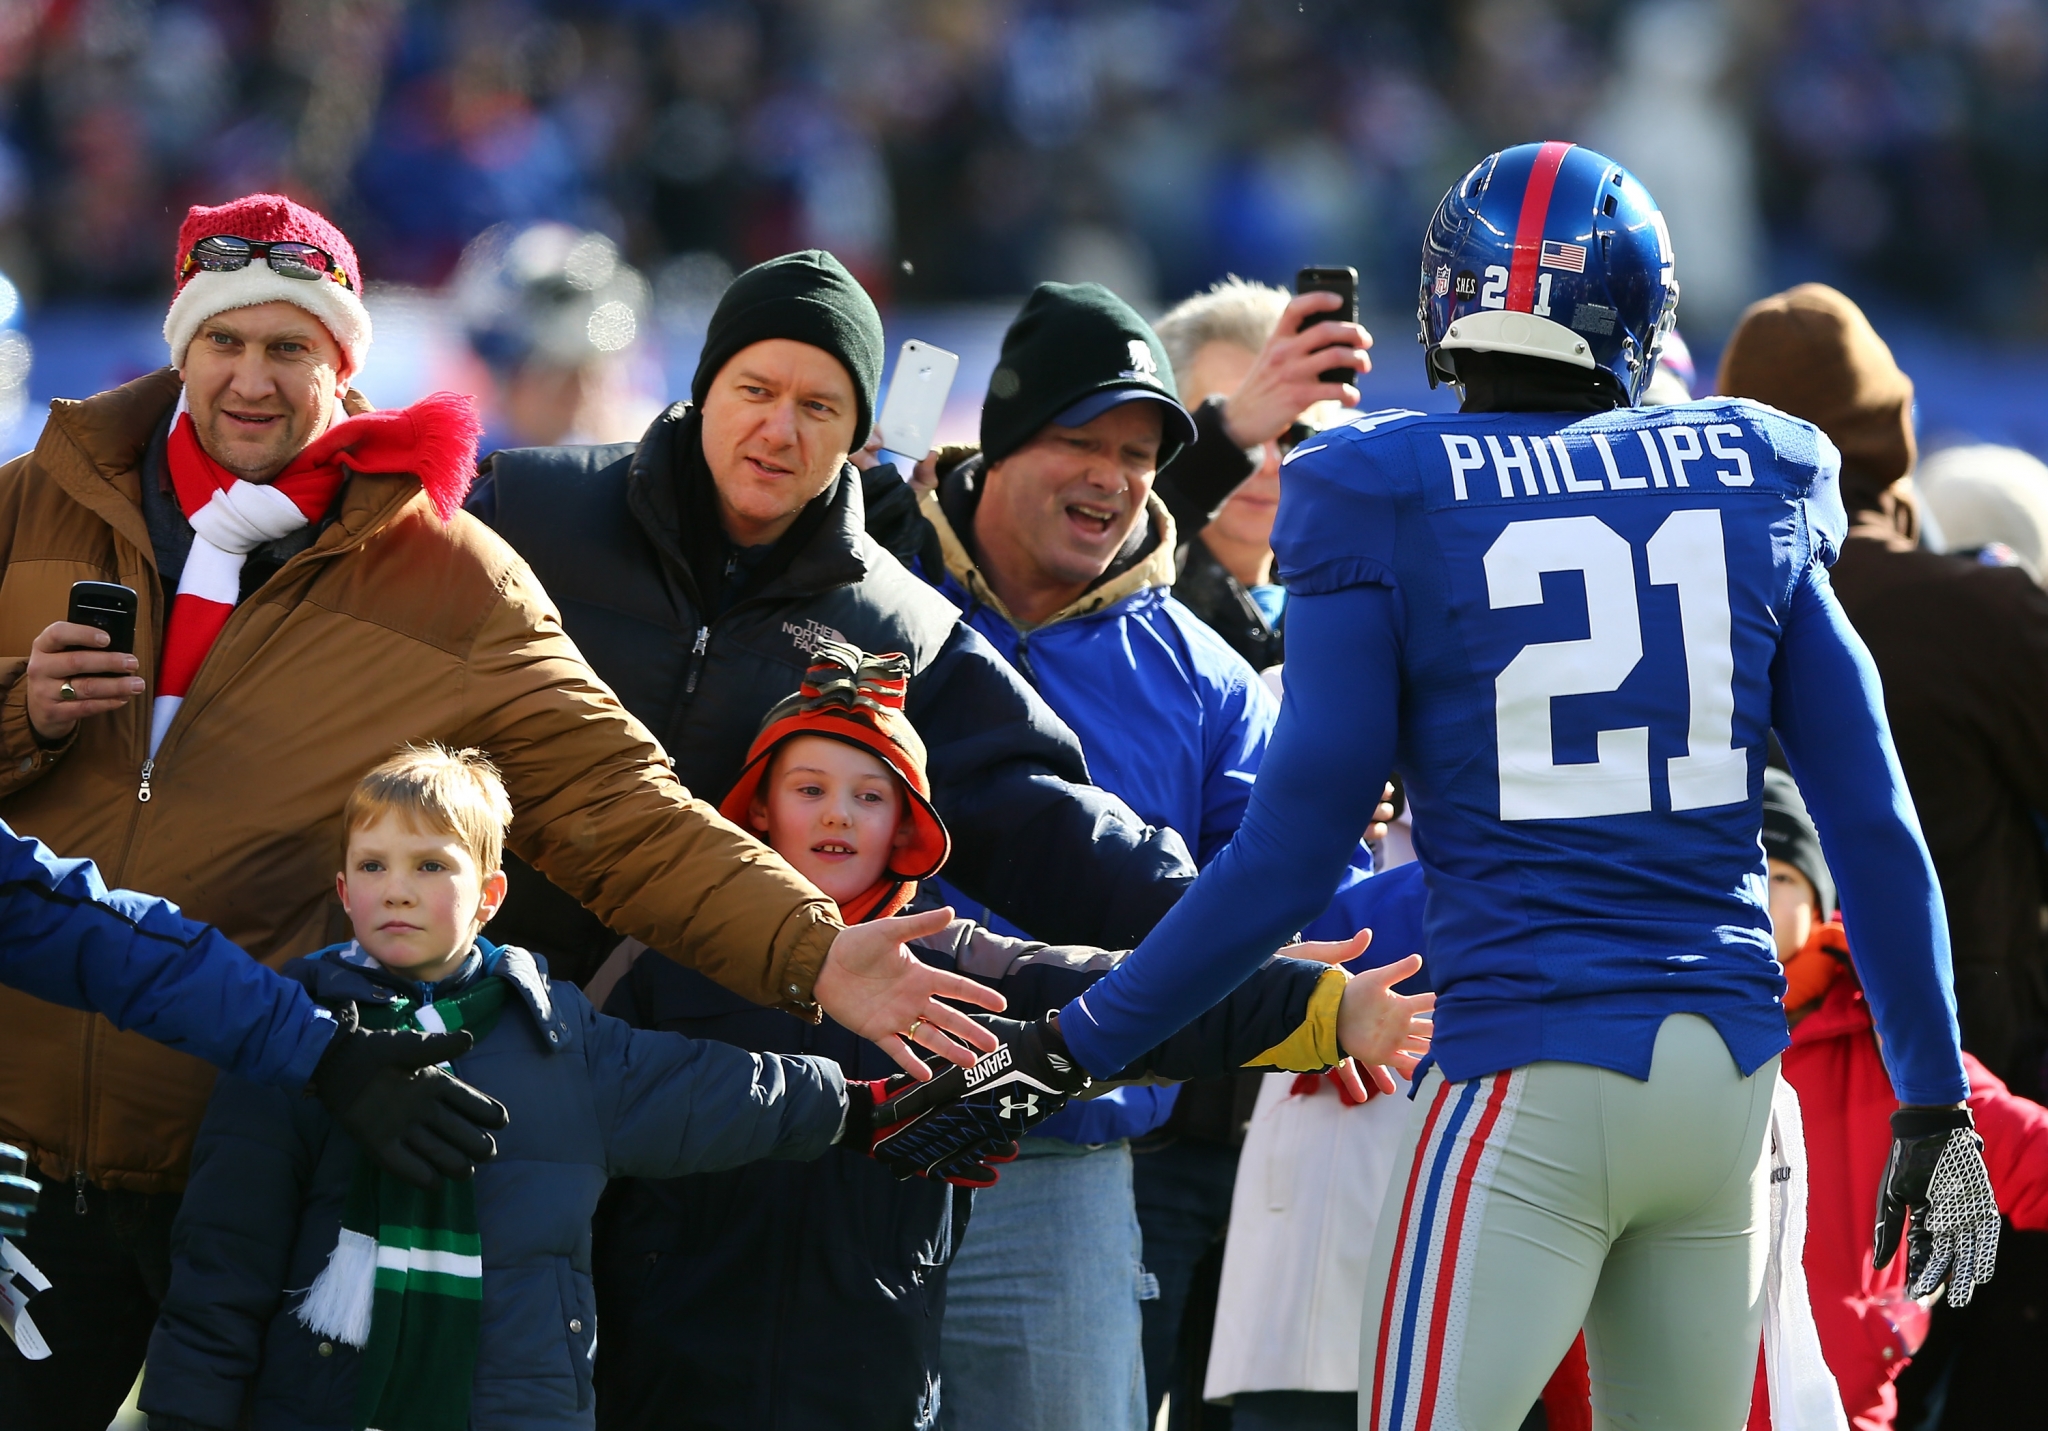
[
  {"xmin": 590, "ymin": 899, "xmax": 1332, "ymax": 1431},
  {"xmin": 1172, "ymin": 536, "xmax": 1284, "ymax": 672},
  {"xmin": 467, "ymin": 404, "xmax": 1197, "ymax": 980}
]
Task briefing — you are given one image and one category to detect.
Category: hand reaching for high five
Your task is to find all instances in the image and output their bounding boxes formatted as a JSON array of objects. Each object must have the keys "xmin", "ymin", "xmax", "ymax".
[
  {"xmin": 814, "ymin": 907, "xmax": 1006, "ymax": 1079},
  {"xmin": 852, "ymin": 1013, "xmax": 1088, "ymax": 1186},
  {"xmin": 1336, "ymin": 952, "xmax": 1434, "ymax": 1095}
]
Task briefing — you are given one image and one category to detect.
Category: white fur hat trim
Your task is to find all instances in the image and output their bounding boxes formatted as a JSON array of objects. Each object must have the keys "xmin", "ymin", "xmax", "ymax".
[{"xmin": 164, "ymin": 264, "xmax": 372, "ymax": 374}]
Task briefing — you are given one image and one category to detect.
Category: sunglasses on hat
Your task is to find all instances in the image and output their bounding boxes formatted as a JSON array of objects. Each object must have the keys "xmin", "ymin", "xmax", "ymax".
[{"xmin": 180, "ymin": 235, "xmax": 354, "ymax": 291}]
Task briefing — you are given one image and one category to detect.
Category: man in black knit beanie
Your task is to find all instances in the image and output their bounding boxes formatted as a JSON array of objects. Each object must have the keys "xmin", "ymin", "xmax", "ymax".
[{"xmin": 690, "ymin": 250, "xmax": 884, "ymax": 447}]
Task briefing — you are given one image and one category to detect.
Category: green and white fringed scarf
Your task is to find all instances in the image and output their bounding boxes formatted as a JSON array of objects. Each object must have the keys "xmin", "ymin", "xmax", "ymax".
[{"xmin": 297, "ymin": 973, "xmax": 510, "ymax": 1431}]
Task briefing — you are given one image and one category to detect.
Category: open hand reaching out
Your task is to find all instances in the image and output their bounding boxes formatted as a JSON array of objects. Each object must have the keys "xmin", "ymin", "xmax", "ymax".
[
  {"xmin": 1337, "ymin": 951, "xmax": 1434, "ymax": 1095},
  {"xmin": 814, "ymin": 907, "xmax": 1006, "ymax": 1079}
]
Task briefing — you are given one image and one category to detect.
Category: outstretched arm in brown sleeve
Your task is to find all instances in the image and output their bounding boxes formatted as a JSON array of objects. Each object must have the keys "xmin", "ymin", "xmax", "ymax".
[{"xmin": 456, "ymin": 565, "xmax": 1001, "ymax": 1076}]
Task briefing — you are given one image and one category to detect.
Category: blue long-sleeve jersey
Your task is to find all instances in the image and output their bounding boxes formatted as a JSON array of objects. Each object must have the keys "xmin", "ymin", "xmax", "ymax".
[
  {"xmin": 1061, "ymin": 401, "xmax": 1968, "ymax": 1107},
  {"xmin": 0, "ymin": 820, "xmax": 335, "ymax": 1092}
]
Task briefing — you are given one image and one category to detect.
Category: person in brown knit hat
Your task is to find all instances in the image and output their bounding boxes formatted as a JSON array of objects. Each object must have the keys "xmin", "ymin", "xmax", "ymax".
[
  {"xmin": 1719, "ymin": 285, "xmax": 2048, "ymax": 1114},
  {"xmin": 1717, "ymin": 284, "xmax": 1919, "ymax": 545}
]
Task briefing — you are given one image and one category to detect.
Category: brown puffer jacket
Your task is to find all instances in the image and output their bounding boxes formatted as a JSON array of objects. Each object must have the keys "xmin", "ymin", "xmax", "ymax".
[{"xmin": 0, "ymin": 370, "xmax": 840, "ymax": 1191}]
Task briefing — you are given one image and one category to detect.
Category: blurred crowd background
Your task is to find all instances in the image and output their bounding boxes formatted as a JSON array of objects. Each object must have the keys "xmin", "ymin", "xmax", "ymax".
[{"xmin": 2, "ymin": 0, "xmax": 2047, "ymax": 455}]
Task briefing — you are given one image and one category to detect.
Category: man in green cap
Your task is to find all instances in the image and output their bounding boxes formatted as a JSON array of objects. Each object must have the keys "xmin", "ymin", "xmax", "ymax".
[{"xmin": 891, "ymin": 281, "xmax": 1384, "ymax": 1431}]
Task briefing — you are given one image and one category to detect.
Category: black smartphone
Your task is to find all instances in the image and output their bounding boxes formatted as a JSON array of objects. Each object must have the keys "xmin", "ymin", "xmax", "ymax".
[
  {"xmin": 1296, "ymin": 265, "xmax": 1360, "ymax": 386},
  {"xmin": 68, "ymin": 581, "xmax": 138, "ymax": 668}
]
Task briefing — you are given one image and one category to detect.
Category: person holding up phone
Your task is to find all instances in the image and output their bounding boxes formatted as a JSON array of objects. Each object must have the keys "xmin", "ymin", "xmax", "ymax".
[{"xmin": 1151, "ymin": 275, "xmax": 1370, "ymax": 675}]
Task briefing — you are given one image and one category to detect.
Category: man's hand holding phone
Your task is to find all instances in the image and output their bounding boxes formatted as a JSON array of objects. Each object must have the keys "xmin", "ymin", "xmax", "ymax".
[
  {"xmin": 1221, "ymin": 288, "xmax": 1373, "ymax": 450},
  {"xmin": 853, "ymin": 431, "xmax": 941, "ymax": 501},
  {"xmin": 24, "ymin": 622, "xmax": 143, "ymax": 746},
  {"xmin": 26, "ymin": 582, "xmax": 143, "ymax": 746}
]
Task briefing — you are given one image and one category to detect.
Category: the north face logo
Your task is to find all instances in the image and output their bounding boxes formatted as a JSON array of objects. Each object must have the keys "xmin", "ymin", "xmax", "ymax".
[{"xmin": 782, "ymin": 618, "xmax": 846, "ymax": 657}]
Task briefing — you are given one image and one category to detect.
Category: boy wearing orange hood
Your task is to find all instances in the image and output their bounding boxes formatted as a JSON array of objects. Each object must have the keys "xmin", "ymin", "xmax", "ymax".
[{"xmin": 587, "ymin": 643, "xmax": 1432, "ymax": 1431}]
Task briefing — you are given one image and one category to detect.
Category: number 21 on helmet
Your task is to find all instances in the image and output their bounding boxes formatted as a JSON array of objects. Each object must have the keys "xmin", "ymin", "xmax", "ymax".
[{"xmin": 1418, "ymin": 141, "xmax": 1679, "ymax": 408}]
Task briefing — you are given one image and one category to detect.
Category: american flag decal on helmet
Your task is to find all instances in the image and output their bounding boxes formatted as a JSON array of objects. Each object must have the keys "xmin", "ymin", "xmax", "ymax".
[{"xmin": 1539, "ymin": 240, "xmax": 1587, "ymax": 273}]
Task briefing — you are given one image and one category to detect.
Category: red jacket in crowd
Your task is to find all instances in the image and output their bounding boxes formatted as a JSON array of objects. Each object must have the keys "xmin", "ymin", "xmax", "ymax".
[{"xmin": 1747, "ymin": 971, "xmax": 2048, "ymax": 1430}]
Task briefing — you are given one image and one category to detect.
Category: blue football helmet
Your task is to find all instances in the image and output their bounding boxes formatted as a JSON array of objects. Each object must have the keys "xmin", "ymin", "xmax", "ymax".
[{"xmin": 1418, "ymin": 141, "xmax": 1678, "ymax": 406}]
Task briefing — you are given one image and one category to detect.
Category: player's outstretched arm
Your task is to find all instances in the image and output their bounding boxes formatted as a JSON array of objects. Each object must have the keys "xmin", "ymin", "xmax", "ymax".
[
  {"xmin": 0, "ymin": 819, "xmax": 336, "ymax": 1090},
  {"xmin": 1055, "ymin": 583, "xmax": 1405, "ymax": 1078},
  {"xmin": 1772, "ymin": 567, "xmax": 1969, "ymax": 1107},
  {"xmin": 0, "ymin": 819, "xmax": 512, "ymax": 1191}
]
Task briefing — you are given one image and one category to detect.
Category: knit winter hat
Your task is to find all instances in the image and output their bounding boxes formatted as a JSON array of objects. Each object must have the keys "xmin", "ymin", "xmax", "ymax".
[
  {"xmin": 1761, "ymin": 765, "xmax": 1835, "ymax": 917},
  {"xmin": 690, "ymin": 250, "xmax": 884, "ymax": 445},
  {"xmin": 979, "ymin": 282, "xmax": 1197, "ymax": 468},
  {"xmin": 165, "ymin": 194, "xmax": 371, "ymax": 374},
  {"xmin": 1716, "ymin": 284, "xmax": 1914, "ymax": 518},
  {"xmin": 721, "ymin": 642, "xmax": 950, "ymax": 898}
]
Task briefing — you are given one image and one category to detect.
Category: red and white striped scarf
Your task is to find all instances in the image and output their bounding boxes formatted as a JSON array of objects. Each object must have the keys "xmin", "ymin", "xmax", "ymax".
[{"xmin": 152, "ymin": 390, "xmax": 482, "ymax": 753}]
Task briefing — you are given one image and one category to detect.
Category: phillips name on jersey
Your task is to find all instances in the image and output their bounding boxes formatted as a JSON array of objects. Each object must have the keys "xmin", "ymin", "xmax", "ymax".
[{"xmin": 1273, "ymin": 398, "xmax": 1845, "ymax": 1084}]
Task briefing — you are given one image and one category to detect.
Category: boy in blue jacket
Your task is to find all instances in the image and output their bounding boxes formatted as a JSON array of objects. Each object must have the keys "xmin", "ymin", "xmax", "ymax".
[
  {"xmin": 0, "ymin": 818, "xmax": 505, "ymax": 1241},
  {"xmin": 140, "ymin": 745, "xmax": 854, "ymax": 1431},
  {"xmin": 589, "ymin": 643, "xmax": 1432, "ymax": 1431}
]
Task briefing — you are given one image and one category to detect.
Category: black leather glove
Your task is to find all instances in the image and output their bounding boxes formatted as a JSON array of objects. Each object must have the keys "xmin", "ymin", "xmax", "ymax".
[
  {"xmin": 1874, "ymin": 1105, "xmax": 2000, "ymax": 1307},
  {"xmin": 867, "ymin": 1013, "xmax": 1090, "ymax": 1183},
  {"xmin": 309, "ymin": 1004, "xmax": 511, "ymax": 1189},
  {"xmin": 0, "ymin": 1141, "xmax": 34, "ymax": 1241}
]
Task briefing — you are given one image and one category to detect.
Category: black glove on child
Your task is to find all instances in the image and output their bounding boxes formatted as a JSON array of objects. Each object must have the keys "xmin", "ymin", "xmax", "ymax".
[
  {"xmin": 0, "ymin": 1141, "xmax": 34, "ymax": 1241},
  {"xmin": 863, "ymin": 1013, "xmax": 1091, "ymax": 1185},
  {"xmin": 1873, "ymin": 1105, "xmax": 2001, "ymax": 1307},
  {"xmin": 309, "ymin": 1004, "xmax": 511, "ymax": 1189},
  {"xmin": 842, "ymin": 1081, "xmax": 1020, "ymax": 1188}
]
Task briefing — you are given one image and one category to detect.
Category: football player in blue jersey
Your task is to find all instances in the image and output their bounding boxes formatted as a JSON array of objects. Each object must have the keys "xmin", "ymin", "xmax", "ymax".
[{"xmin": 896, "ymin": 142, "xmax": 2002, "ymax": 1429}]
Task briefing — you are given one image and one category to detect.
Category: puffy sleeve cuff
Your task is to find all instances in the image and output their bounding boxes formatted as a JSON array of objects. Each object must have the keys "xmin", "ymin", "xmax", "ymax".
[{"xmin": 1246, "ymin": 966, "xmax": 1350, "ymax": 1072}]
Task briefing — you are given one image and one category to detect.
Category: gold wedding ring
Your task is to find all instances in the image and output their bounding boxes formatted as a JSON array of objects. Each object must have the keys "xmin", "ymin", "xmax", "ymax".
[
  {"xmin": 904, "ymin": 1016, "xmax": 927, "ymax": 1042},
  {"xmin": 58, "ymin": 682, "xmax": 78, "ymax": 702}
]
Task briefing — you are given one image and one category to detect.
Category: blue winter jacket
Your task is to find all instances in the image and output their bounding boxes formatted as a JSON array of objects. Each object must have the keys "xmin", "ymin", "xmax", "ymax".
[
  {"xmin": 911, "ymin": 461, "xmax": 1378, "ymax": 1142},
  {"xmin": 0, "ymin": 820, "xmax": 333, "ymax": 1090},
  {"xmin": 140, "ymin": 940, "xmax": 844, "ymax": 1431}
]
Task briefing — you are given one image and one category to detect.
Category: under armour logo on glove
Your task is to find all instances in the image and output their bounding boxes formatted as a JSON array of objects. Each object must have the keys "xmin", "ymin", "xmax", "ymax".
[{"xmin": 865, "ymin": 1013, "xmax": 1090, "ymax": 1186}]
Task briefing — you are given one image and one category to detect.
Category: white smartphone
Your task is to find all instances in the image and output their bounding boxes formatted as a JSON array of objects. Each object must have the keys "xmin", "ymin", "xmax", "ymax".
[{"xmin": 876, "ymin": 339, "xmax": 960, "ymax": 465}]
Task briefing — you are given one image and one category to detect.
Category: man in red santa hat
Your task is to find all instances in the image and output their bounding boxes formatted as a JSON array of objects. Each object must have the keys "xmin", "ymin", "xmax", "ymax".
[{"xmin": 0, "ymin": 196, "xmax": 996, "ymax": 1428}]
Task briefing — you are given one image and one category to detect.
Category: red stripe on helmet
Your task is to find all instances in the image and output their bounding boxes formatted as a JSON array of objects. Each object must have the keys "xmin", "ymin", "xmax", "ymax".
[{"xmin": 1505, "ymin": 141, "xmax": 1573, "ymax": 312}]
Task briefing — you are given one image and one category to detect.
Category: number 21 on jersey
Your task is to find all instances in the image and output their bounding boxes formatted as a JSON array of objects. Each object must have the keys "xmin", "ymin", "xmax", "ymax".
[{"xmin": 1486, "ymin": 509, "xmax": 1748, "ymax": 822}]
